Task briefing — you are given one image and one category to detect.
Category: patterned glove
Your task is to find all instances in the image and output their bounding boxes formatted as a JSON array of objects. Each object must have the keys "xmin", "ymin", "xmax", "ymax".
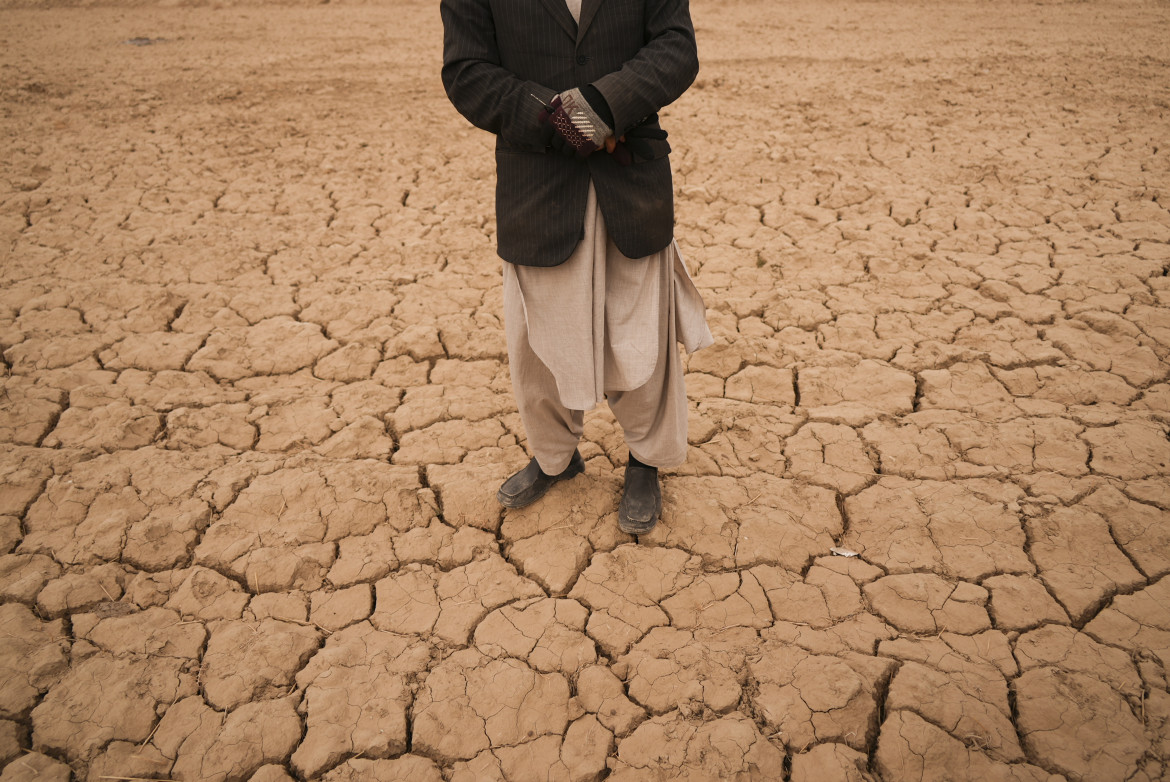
[
  {"xmin": 539, "ymin": 120, "xmax": 576, "ymax": 156},
  {"xmin": 539, "ymin": 87, "xmax": 614, "ymax": 157}
]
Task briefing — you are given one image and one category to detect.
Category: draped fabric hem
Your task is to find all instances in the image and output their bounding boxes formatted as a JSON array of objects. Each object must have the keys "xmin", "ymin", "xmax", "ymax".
[{"xmin": 502, "ymin": 181, "xmax": 711, "ymax": 412}]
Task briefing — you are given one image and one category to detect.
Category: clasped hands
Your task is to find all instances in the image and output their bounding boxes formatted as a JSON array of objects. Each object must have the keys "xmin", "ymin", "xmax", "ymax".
[{"xmin": 537, "ymin": 87, "xmax": 663, "ymax": 166}]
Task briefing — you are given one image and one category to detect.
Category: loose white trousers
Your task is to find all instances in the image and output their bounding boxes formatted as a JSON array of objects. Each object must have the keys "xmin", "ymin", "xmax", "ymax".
[{"xmin": 502, "ymin": 182, "xmax": 713, "ymax": 473}]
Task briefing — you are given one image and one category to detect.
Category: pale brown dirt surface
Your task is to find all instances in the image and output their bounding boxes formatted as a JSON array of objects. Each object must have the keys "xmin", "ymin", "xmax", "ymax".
[{"xmin": 1, "ymin": 0, "xmax": 1169, "ymax": 779}]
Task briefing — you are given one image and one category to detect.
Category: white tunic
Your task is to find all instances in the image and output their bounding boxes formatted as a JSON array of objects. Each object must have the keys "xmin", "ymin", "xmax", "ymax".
[{"xmin": 502, "ymin": 181, "xmax": 713, "ymax": 411}]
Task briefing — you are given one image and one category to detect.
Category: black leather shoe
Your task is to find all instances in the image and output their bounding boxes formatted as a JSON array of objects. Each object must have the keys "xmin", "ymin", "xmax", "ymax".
[
  {"xmin": 619, "ymin": 461, "xmax": 661, "ymax": 535},
  {"xmin": 497, "ymin": 450, "xmax": 585, "ymax": 509}
]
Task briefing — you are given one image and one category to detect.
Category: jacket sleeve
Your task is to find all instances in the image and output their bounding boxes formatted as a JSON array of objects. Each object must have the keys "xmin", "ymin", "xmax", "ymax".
[
  {"xmin": 440, "ymin": 0, "xmax": 557, "ymax": 148},
  {"xmin": 590, "ymin": 0, "xmax": 699, "ymax": 137}
]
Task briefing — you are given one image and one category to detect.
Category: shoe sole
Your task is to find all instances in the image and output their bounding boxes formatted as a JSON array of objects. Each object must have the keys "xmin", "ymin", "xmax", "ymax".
[
  {"xmin": 618, "ymin": 516, "xmax": 658, "ymax": 535},
  {"xmin": 618, "ymin": 496, "xmax": 661, "ymax": 535},
  {"xmin": 622, "ymin": 508, "xmax": 659, "ymax": 538}
]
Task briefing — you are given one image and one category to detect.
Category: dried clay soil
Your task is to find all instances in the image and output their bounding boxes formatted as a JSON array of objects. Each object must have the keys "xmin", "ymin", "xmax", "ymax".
[{"xmin": 2, "ymin": 0, "xmax": 1170, "ymax": 780}]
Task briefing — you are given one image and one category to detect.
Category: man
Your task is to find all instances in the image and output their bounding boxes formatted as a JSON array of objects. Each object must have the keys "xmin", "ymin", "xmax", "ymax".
[{"xmin": 440, "ymin": 0, "xmax": 712, "ymax": 535}]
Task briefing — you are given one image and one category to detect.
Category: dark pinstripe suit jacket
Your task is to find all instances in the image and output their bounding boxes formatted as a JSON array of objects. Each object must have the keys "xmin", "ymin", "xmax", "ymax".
[{"xmin": 441, "ymin": 0, "xmax": 699, "ymax": 267}]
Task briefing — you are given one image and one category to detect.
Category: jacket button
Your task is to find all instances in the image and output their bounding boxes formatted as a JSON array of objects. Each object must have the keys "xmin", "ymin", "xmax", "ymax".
[{"xmin": 576, "ymin": 55, "xmax": 589, "ymax": 65}]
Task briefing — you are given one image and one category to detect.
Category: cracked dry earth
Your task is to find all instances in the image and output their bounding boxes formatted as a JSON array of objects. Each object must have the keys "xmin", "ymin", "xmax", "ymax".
[{"xmin": 1, "ymin": 0, "xmax": 1170, "ymax": 780}]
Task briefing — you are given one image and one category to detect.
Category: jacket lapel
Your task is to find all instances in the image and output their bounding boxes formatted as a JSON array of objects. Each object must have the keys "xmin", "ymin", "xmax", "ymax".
[
  {"xmin": 575, "ymin": 0, "xmax": 604, "ymax": 42},
  {"xmin": 536, "ymin": 0, "xmax": 578, "ymax": 40}
]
